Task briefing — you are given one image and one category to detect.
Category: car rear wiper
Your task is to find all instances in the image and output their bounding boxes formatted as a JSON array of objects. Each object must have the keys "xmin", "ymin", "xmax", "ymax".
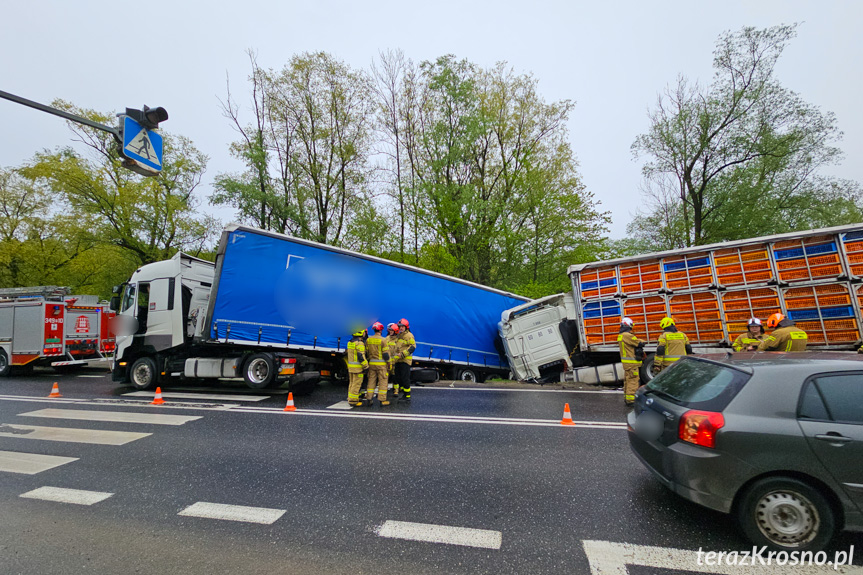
[{"xmin": 643, "ymin": 388, "xmax": 679, "ymax": 403}]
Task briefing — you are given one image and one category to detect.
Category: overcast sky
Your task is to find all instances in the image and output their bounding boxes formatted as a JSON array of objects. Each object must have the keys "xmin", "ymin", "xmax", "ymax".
[{"xmin": 1, "ymin": 1, "xmax": 860, "ymax": 238}]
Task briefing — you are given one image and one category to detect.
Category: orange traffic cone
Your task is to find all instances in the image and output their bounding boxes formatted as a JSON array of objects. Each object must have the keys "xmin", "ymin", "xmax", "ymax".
[
  {"xmin": 48, "ymin": 382, "xmax": 62, "ymax": 398},
  {"xmin": 151, "ymin": 387, "xmax": 165, "ymax": 405},
  {"xmin": 284, "ymin": 392, "xmax": 297, "ymax": 412},
  {"xmin": 560, "ymin": 403, "xmax": 575, "ymax": 426}
]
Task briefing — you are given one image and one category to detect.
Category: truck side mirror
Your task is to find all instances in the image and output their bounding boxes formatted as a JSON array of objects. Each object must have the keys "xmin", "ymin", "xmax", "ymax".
[{"xmin": 109, "ymin": 295, "xmax": 120, "ymax": 312}]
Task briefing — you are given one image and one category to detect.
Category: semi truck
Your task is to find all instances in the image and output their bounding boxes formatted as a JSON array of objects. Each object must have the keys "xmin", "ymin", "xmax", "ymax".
[
  {"xmin": 110, "ymin": 224, "xmax": 528, "ymax": 392},
  {"xmin": 499, "ymin": 224, "xmax": 863, "ymax": 384},
  {"xmin": 0, "ymin": 286, "xmax": 113, "ymax": 376}
]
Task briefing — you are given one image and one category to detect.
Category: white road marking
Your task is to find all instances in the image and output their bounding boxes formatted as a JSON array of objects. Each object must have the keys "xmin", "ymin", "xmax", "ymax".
[
  {"xmin": 326, "ymin": 401, "xmax": 353, "ymax": 410},
  {"xmin": 171, "ymin": 386, "xmax": 291, "ymax": 395},
  {"xmin": 582, "ymin": 540, "xmax": 863, "ymax": 575},
  {"xmin": 20, "ymin": 486, "xmax": 113, "ymax": 505},
  {"xmin": 0, "ymin": 450, "xmax": 78, "ymax": 474},
  {"xmin": 178, "ymin": 502, "xmax": 285, "ymax": 524},
  {"xmin": 0, "ymin": 423, "xmax": 151, "ymax": 445},
  {"xmin": 123, "ymin": 391, "xmax": 269, "ymax": 402},
  {"xmin": 375, "ymin": 520, "xmax": 502, "ymax": 550},
  {"xmin": 17, "ymin": 408, "xmax": 201, "ymax": 426},
  {"xmin": 0, "ymin": 394, "xmax": 237, "ymax": 411},
  {"xmin": 417, "ymin": 386, "xmax": 619, "ymax": 394}
]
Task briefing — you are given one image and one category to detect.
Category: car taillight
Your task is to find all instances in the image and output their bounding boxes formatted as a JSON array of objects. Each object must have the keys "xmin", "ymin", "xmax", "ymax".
[
  {"xmin": 678, "ymin": 410, "xmax": 724, "ymax": 448},
  {"xmin": 280, "ymin": 358, "xmax": 297, "ymax": 364}
]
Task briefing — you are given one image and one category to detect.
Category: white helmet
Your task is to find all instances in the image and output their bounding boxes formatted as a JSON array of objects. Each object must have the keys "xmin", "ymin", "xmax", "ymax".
[
  {"xmin": 748, "ymin": 317, "xmax": 762, "ymax": 326},
  {"xmin": 621, "ymin": 317, "xmax": 634, "ymax": 327}
]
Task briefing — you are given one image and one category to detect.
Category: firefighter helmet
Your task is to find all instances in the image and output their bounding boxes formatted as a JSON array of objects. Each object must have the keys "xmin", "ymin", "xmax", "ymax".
[
  {"xmin": 748, "ymin": 317, "xmax": 762, "ymax": 327},
  {"xmin": 766, "ymin": 313, "xmax": 785, "ymax": 329},
  {"xmin": 398, "ymin": 318, "xmax": 410, "ymax": 329},
  {"xmin": 372, "ymin": 321, "xmax": 384, "ymax": 332},
  {"xmin": 387, "ymin": 322, "xmax": 398, "ymax": 333},
  {"xmin": 659, "ymin": 317, "xmax": 675, "ymax": 329},
  {"xmin": 621, "ymin": 317, "xmax": 634, "ymax": 327}
]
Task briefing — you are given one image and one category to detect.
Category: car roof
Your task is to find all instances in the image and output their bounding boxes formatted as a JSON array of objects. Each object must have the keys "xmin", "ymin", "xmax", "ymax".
[{"xmin": 689, "ymin": 352, "xmax": 863, "ymax": 374}]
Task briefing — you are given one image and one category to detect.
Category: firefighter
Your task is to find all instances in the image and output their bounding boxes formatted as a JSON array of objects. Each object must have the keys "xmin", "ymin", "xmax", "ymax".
[
  {"xmin": 654, "ymin": 317, "xmax": 692, "ymax": 374},
  {"xmin": 731, "ymin": 317, "xmax": 765, "ymax": 352},
  {"xmin": 385, "ymin": 322, "xmax": 399, "ymax": 396},
  {"xmin": 345, "ymin": 328, "xmax": 368, "ymax": 406},
  {"xmin": 757, "ymin": 313, "xmax": 808, "ymax": 352},
  {"xmin": 364, "ymin": 322, "xmax": 391, "ymax": 406},
  {"xmin": 394, "ymin": 318, "xmax": 416, "ymax": 402},
  {"xmin": 617, "ymin": 317, "xmax": 645, "ymax": 407}
]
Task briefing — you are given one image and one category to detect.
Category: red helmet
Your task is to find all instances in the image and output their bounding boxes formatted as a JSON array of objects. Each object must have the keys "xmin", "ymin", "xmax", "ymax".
[
  {"xmin": 387, "ymin": 322, "xmax": 399, "ymax": 333},
  {"xmin": 766, "ymin": 313, "xmax": 785, "ymax": 329},
  {"xmin": 372, "ymin": 321, "xmax": 384, "ymax": 332},
  {"xmin": 399, "ymin": 318, "xmax": 410, "ymax": 329}
]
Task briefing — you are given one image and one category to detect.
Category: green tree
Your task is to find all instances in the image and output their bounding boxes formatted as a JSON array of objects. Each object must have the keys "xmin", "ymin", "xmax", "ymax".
[{"xmin": 631, "ymin": 24, "xmax": 859, "ymax": 249}]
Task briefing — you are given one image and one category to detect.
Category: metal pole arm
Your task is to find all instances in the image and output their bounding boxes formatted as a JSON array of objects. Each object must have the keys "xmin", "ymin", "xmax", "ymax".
[{"xmin": 0, "ymin": 89, "xmax": 119, "ymax": 140}]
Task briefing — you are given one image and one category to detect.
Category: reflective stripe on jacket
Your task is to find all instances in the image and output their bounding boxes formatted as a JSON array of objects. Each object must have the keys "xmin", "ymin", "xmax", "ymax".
[
  {"xmin": 758, "ymin": 326, "xmax": 808, "ymax": 352},
  {"xmin": 732, "ymin": 333, "xmax": 763, "ymax": 352},
  {"xmin": 618, "ymin": 332, "xmax": 643, "ymax": 365},
  {"xmin": 395, "ymin": 330, "xmax": 416, "ymax": 364},
  {"xmin": 366, "ymin": 334, "xmax": 388, "ymax": 366},
  {"xmin": 346, "ymin": 338, "xmax": 367, "ymax": 374},
  {"xmin": 656, "ymin": 331, "xmax": 689, "ymax": 362}
]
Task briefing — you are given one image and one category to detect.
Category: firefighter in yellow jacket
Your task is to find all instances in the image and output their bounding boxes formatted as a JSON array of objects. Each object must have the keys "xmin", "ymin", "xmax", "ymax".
[
  {"xmin": 363, "ymin": 322, "xmax": 391, "ymax": 406},
  {"xmin": 385, "ymin": 322, "xmax": 399, "ymax": 397},
  {"xmin": 394, "ymin": 318, "xmax": 416, "ymax": 402},
  {"xmin": 618, "ymin": 317, "xmax": 644, "ymax": 406},
  {"xmin": 758, "ymin": 313, "xmax": 808, "ymax": 352},
  {"xmin": 732, "ymin": 317, "xmax": 765, "ymax": 351},
  {"xmin": 345, "ymin": 329, "xmax": 368, "ymax": 406},
  {"xmin": 654, "ymin": 317, "xmax": 692, "ymax": 374}
]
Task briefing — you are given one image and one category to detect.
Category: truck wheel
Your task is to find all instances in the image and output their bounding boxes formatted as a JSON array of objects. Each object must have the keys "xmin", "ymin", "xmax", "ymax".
[
  {"xmin": 457, "ymin": 368, "xmax": 477, "ymax": 382},
  {"xmin": 0, "ymin": 350, "xmax": 11, "ymax": 377},
  {"xmin": 243, "ymin": 353, "xmax": 275, "ymax": 389},
  {"xmin": 737, "ymin": 476, "xmax": 836, "ymax": 552},
  {"xmin": 638, "ymin": 354, "xmax": 655, "ymax": 386},
  {"xmin": 130, "ymin": 357, "xmax": 158, "ymax": 391}
]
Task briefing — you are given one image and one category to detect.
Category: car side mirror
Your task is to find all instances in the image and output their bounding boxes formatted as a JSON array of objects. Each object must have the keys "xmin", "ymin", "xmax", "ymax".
[{"xmin": 109, "ymin": 295, "xmax": 120, "ymax": 312}]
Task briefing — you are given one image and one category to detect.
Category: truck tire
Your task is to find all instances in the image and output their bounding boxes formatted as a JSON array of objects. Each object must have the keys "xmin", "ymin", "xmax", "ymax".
[
  {"xmin": 243, "ymin": 353, "xmax": 275, "ymax": 389},
  {"xmin": 638, "ymin": 354, "xmax": 655, "ymax": 386},
  {"xmin": 130, "ymin": 357, "xmax": 158, "ymax": 391},
  {"xmin": 457, "ymin": 368, "xmax": 478, "ymax": 382},
  {"xmin": 0, "ymin": 350, "xmax": 11, "ymax": 377}
]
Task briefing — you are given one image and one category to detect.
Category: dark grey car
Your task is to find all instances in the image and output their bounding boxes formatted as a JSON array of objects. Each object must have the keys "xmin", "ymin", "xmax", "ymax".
[{"xmin": 628, "ymin": 353, "xmax": 863, "ymax": 551}]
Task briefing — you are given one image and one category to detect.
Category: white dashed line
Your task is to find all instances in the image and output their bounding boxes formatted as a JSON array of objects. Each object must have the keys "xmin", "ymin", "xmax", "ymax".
[
  {"xmin": 123, "ymin": 391, "xmax": 269, "ymax": 402},
  {"xmin": 375, "ymin": 520, "xmax": 502, "ymax": 549},
  {"xmin": 20, "ymin": 486, "xmax": 113, "ymax": 506},
  {"xmin": 326, "ymin": 401, "xmax": 354, "ymax": 410},
  {"xmin": 0, "ymin": 423, "xmax": 151, "ymax": 445},
  {"xmin": 178, "ymin": 502, "xmax": 286, "ymax": 524},
  {"xmin": 0, "ymin": 451, "xmax": 79, "ymax": 474},
  {"xmin": 17, "ymin": 408, "xmax": 202, "ymax": 426}
]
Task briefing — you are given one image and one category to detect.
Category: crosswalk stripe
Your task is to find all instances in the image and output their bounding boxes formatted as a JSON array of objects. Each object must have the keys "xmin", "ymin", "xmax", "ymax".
[
  {"xmin": 123, "ymin": 391, "xmax": 269, "ymax": 402},
  {"xmin": 0, "ymin": 423, "xmax": 151, "ymax": 445},
  {"xmin": 0, "ymin": 450, "xmax": 78, "ymax": 474},
  {"xmin": 326, "ymin": 401, "xmax": 353, "ymax": 410},
  {"xmin": 20, "ymin": 486, "xmax": 113, "ymax": 505},
  {"xmin": 178, "ymin": 502, "xmax": 285, "ymax": 524},
  {"xmin": 17, "ymin": 408, "xmax": 201, "ymax": 426},
  {"xmin": 375, "ymin": 520, "xmax": 502, "ymax": 549}
]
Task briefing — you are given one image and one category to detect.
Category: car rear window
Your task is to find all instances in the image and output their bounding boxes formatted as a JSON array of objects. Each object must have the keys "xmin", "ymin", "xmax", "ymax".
[{"xmin": 646, "ymin": 358, "xmax": 751, "ymax": 411}]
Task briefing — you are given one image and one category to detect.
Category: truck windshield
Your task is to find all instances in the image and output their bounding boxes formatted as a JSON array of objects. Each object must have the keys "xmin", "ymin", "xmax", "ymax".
[
  {"xmin": 121, "ymin": 284, "xmax": 137, "ymax": 313},
  {"xmin": 646, "ymin": 358, "xmax": 750, "ymax": 411}
]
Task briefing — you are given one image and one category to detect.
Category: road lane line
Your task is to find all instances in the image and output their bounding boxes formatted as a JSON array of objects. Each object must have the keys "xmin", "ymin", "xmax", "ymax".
[
  {"xmin": 178, "ymin": 502, "xmax": 285, "ymax": 524},
  {"xmin": 375, "ymin": 520, "xmax": 502, "ymax": 549},
  {"xmin": 326, "ymin": 401, "xmax": 353, "ymax": 410},
  {"xmin": 20, "ymin": 486, "xmax": 113, "ymax": 505},
  {"xmin": 0, "ymin": 451, "xmax": 78, "ymax": 474},
  {"xmin": 123, "ymin": 391, "xmax": 269, "ymax": 402},
  {"xmin": 0, "ymin": 423, "xmax": 151, "ymax": 445},
  {"xmin": 17, "ymin": 408, "xmax": 202, "ymax": 426},
  {"xmin": 0, "ymin": 394, "xmax": 237, "ymax": 411}
]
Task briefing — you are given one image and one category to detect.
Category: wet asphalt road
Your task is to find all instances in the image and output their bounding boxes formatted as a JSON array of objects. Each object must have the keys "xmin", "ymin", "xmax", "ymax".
[{"xmin": 0, "ymin": 368, "xmax": 860, "ymax": 575}]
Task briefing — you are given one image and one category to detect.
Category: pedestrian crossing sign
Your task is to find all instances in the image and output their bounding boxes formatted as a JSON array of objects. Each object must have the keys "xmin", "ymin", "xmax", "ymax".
[{"xmin": 121, "ymin": 115, "xmax": 163, "ymax": 175}]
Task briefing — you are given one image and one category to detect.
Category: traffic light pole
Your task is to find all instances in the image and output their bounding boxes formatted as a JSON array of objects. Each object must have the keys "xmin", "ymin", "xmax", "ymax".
[{"xmin": 0, "ymin": 89, "xmax": 120, "ymax": 141}]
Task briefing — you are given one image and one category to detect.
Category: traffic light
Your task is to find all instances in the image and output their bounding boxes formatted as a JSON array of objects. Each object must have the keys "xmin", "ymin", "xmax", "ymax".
[{"xmin": 125, "ymin": 105, "xmax": 168, "ymax": 130}]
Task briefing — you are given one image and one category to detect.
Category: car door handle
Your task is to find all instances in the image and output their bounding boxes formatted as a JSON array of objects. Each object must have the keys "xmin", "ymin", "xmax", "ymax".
[{"xmin": 814, "ymin": 433, "xmax": 853, "ymax": 444}]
